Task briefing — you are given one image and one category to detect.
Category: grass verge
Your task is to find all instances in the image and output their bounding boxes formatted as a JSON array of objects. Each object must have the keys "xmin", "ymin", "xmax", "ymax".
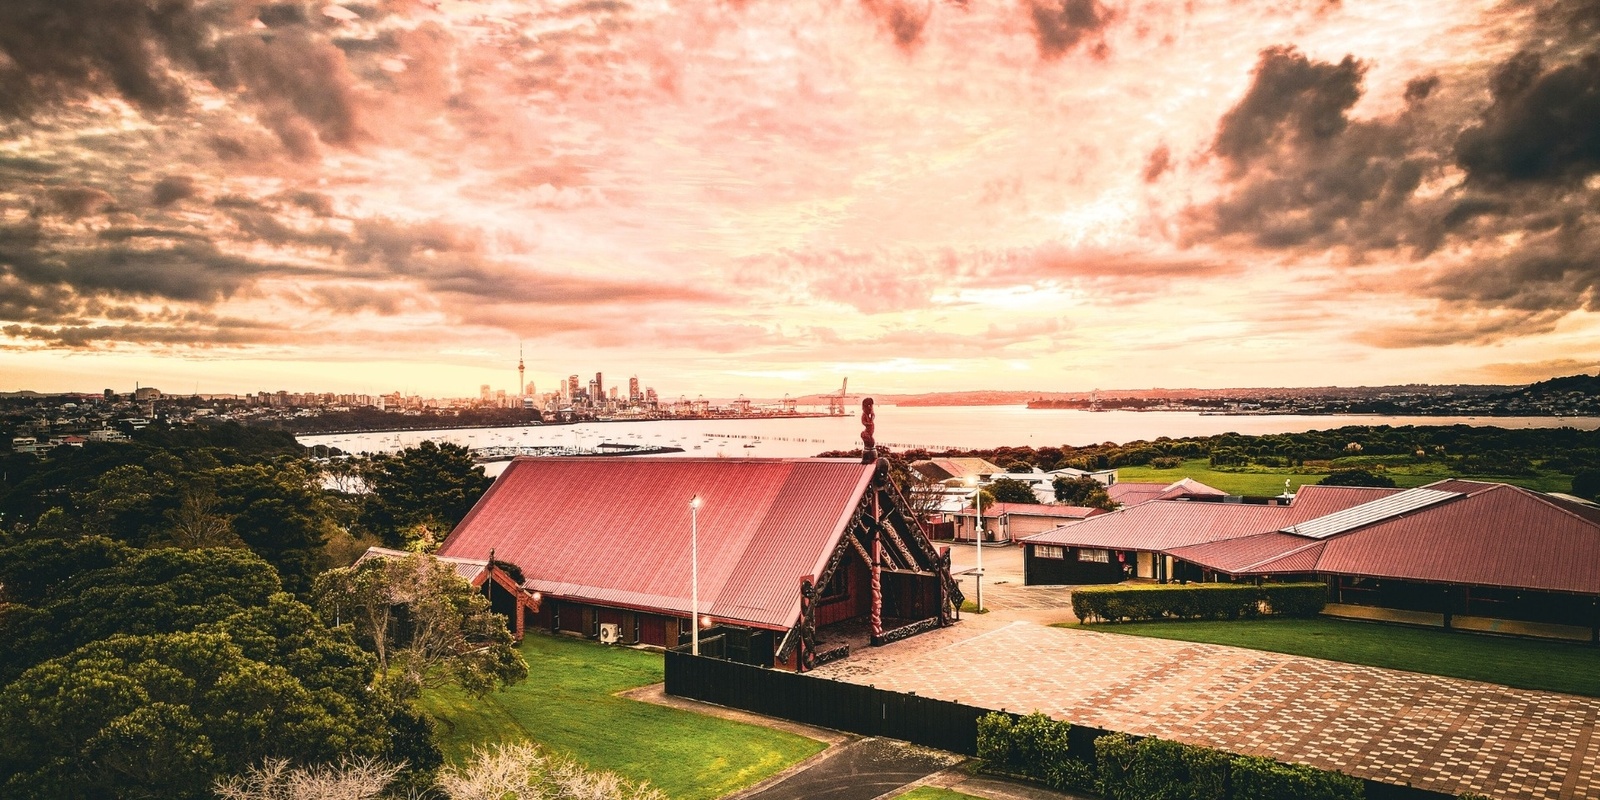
[
  {"xmin": 1115, "ymin": 458, "xmax": 1571, "ymax": 496},
  {"xmin": 1056, "ymin": 617, "xmax": 1600, "ymax": 697},
  {"xmin": 420, "ymin": 633, "xmax": 825, "ymax": 799},
  {"xmin": 898, "ymin": 787, "xmax": 986, "ymax": 800}
]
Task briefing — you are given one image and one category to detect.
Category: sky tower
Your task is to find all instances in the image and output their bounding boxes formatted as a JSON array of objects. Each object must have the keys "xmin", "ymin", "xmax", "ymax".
[{"xmin": 517, "ymin": 344, "xmax": 525, "ymax": 398}]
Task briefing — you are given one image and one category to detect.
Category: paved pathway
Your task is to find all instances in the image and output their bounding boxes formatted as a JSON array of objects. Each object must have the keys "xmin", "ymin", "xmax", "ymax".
[
  {"xmin": 737, "ymin": 739, "xmax": 959, "ymax": 800},
  {"xmin": 814, "ymin": 621, "xmax": 1600, "ymax": 800}
]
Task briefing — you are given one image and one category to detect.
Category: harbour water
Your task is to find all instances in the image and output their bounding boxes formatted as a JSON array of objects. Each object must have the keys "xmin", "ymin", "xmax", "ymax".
[{"xmin": 298, "ymin": 406, "xmax": 1600, "ymax": 477}]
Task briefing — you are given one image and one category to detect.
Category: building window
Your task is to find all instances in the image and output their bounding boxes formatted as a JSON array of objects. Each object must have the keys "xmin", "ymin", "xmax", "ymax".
[
  {"xmin": 1035, "ymin": 545, "xmax": 1065, "ymax": 560},
  {"xmin": 1078, "ymin": 548, "xmax": 1110, "ymax": 563}
]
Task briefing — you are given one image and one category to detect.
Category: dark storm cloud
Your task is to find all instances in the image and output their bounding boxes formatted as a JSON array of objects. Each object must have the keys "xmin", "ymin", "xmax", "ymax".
[
  {"xmin": 0, "ymin": 0, "xmax": 374, "ymax": 159},
  {"xmin": 2, "ymin": 319, "xmax": 289, "ymax": 348},
  {"xmin": 1183, "ymin": 27, "xmax": 1600, "ymax": 348},
  {"xmin": 0, "ymin": 0, "xmax": 216, "ymax": 117},
  {"xmin": 1027, "ymin": 0, "xmax": 1112, "ymax": 60},
  {"xmin": 42, "ymin": 186, "xmax": 117, "ymax": 218},
  {"xmin": 862, "ymin": 0, "xmax": 934, "ymax": 50},
  {"xmin": 1189, "ymin": 47, "xmax": 1432, "ymax": 251},
  {"xmin": 1212, "ymin": 47, "xmax": 1366, "ymax": 175},
  {"xmin": 151, "ymin": 175, "xmax": 200, "ymax": 206},
  {"xmin": 223, "ymin": 30, "xmax": 366, "ymax": 156},
  {"xmin": 1453, "ymin": 50, "xmax": 1600, "ymax": 184}
]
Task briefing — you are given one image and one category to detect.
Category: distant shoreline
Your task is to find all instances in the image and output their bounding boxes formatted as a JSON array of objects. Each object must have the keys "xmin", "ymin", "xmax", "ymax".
[{"xmin": 290, "ymin": 413, "xmax": 836, "ymax": 439}]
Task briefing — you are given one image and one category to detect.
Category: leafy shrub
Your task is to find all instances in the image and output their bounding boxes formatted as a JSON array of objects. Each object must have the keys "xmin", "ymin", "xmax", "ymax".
[
  {"xmin": 1072, "ymin": 583, "xmax": 1326, "ymax": 623},
  {"xmin": 1150, "ymin": 456, "xmax": 1185, "ymax": 469},
  {"xmin": 1229, "ymin": 755, "xmax": 1363, "ymax": 800},
  {"xmin": 1124, "ymin": 738, "xmax": 1228, "ymax": 800},
  {"xmin": 976, "ymin": 712, "xmax": 1094, "ymax": 793},
  {"xmin": 1095, "ymin": 733, "xmax": 1139, "ymax": 800}
]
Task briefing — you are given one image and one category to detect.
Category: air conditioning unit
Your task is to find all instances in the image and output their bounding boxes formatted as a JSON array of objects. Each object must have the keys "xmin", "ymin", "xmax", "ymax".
[{"xmin": 598, "ymin": 623, "xmax": 621, "ymax": 644}]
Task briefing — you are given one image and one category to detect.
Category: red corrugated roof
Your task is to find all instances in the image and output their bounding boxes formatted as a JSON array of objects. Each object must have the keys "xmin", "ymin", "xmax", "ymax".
[
  {"xmin": 1023, "ymin": 485, "xmax": 1400, "ymax": 551},
  {"xmin": 1314, "ymin": 484, "xmax": 1600, "ymax": 594},
  {"xmin": 1143, "ymin": 481, "xmax": 1600, "ymax": 594},
  {"xmin": 437, "ymin": 457, "xmax": 875, "ymax": 630},
  {"xmin": 1167, "ymin": 532, "xmax": 1323, "ymax": 574}
]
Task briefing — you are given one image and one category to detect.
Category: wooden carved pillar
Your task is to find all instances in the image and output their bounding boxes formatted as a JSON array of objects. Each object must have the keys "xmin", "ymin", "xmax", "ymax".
[
  {"xmin": 860, "ymin": 398, "xmax": 876, "ymax": 464},
  {"xmin": 798, "ymin": 579, "xmax": 818, "ymax": 673},
  {"xmin": 870, "ymin": 529, "xmax": 884, "ymax": 639}
]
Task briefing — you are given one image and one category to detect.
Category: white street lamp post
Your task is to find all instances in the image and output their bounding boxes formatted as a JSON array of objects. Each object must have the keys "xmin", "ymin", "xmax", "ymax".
[
  {"xmin": 690, "ymin": 494, "xmax": 701, "ymax": 656},
  {"xmin": 968, "ymin": 477, "xmax": 984, "ymax": 613}
]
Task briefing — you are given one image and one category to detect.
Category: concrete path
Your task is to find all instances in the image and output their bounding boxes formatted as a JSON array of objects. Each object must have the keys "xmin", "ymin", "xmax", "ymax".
[{"xmin": 813, "ymin": 620, "xmax": 1600, "ymax": 800}]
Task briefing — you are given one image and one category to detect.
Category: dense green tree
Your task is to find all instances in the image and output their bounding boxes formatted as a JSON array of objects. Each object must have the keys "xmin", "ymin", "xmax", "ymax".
[
  {"xmin": 213, "ymin": 462, "xmax": 333, "ymax": 593},
  {"xmin": 1571, "ymin": 469, "xmax": 1600, "ymax": 501},
  {"xmin": 0, "ymin": 544, "xmax": 281, "ymax": 684},
  {"xmin": 1052, "ymin": 476, "xmax": 1115, "ymax": 510},
  {"xmin": 0, "ymin": 632, "xmax": 386, "ymax": 800},
  {"xmin": 313, "ymin": 552, "xmax": 527, "ymax": 700},
  {"xmin": 990, "ymin": 477, "xmax": 1042, "ymax": 504},
  {"xmin": 1318, "ymin": 468, "xmax": 1397, "ymax": 488},
  {"xmin": 74, "ymin": 464, "xmax": 180, "ymax": 545},
  {"xmin": 358, "ymin": 441, "xmax": 492, "ymax": 548}
]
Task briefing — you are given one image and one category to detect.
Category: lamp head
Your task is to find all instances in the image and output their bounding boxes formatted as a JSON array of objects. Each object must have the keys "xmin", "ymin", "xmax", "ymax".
[{"xmin": 690, "ymin": 495, "xmax": 702, "ymax": 510}]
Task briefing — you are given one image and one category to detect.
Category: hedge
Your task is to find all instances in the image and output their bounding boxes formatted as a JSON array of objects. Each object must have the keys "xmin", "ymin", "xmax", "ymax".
[
  {"xmin": 976, "ymin": 712, "xmax": 1096, "ymax": 793},
  {"xmin": 1072, "ymin": 582, "xmax": 1327, "ymax": 623},
  {"xmin": 1229, "ymin": 755, "xmax": 1363, "ymax": 800},
  {"xmin": 983, "ymin": 718, "xmax": 1365, "ymax": 800}
]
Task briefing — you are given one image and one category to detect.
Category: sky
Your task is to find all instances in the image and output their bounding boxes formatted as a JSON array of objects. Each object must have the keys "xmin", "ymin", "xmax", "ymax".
[{"xmin": 2, "ymin": 0, "xmax": 1599, "ymax": 399}]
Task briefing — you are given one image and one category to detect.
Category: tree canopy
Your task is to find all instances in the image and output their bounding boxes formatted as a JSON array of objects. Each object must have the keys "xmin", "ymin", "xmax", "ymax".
[
  {"xmin": 357, "ymin": 442, "xmax": 493, "ymax": 549},
  {"xmin": 1318, "ymin": 468, "xmax": 1397, "ymax": 488},
  {"xmin": 989, "ymin": 477, "xmax": 1042, "ymax": 504},
  {"xmin": 1053, "ymin": 476, "xmax": 1115, "ymax": 510},
  {"xmin": 313, "ymin": 552, "xmax": 527, "ymax": 700},
  {"xmin": 0, "ymin": 540, "xmax": 439, "ymax": 799}
]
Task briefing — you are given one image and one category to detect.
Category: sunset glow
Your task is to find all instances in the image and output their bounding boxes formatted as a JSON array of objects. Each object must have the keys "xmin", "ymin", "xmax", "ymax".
[{"xmin": 3, "ymin": 0, "xmax": 1598, "ymax": 396}]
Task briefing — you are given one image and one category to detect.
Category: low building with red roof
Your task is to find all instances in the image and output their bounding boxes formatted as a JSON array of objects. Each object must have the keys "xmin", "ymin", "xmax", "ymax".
[
  {"xmin": 438, "ymin": 455, "xmax": 963, "ymax": 671},
  {"xmin": 1104, "ymin": 477, "xmax": 1228, "ymax": 507},
  {"xmin": 948, "ymin": 502, "xmax": 1106, "ymax": 543},
  {"xmin": 1023, "ymin": 480, "xmax": 1600, "ymax": 637}
]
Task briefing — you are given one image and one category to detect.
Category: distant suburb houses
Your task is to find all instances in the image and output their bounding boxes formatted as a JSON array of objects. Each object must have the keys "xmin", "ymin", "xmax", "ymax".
[
  {"xmin": 433, "ymin": 455, "xmax": 963, "ymax": 671},
  {"xmin": 1023, "ymin": 480, "xmax": 1600, "ymax": 639}
]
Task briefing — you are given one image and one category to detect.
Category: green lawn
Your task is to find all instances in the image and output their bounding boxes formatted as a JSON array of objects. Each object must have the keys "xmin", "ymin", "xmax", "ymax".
[
  {"xmin": 1115, "ymin": 458, "xmax": 1572, "ymax": 496},
  {"xmin": 1057, "ymin": 617, "xmax": 1600, "ymax": 697},
  {"xmin": 420, "ymin": 634, "xmax": 825, "ymax": 799},
  {"xmin": 898, "ymin": 788, "xmax": 984, "ymax": 800}
]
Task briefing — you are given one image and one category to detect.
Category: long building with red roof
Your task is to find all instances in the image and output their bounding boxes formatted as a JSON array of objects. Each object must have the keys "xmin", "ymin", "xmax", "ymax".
[
  {"xmin": 1023, "ymin": 480, "xmax": 1600, "ymax": 636},
  {"xmin": 438, "ymin": 456, "xmax": 962, "ymax": 670}
]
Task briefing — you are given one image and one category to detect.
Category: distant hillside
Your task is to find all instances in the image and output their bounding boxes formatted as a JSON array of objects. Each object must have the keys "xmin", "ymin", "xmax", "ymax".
[{"xmin": 1496, "ymin": 373, "xmax": 1600, "ymax": 400}]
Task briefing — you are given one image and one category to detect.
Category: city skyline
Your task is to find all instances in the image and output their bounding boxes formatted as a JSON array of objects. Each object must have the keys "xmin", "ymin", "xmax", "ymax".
[{"xmin": 3, "ymin": 0, "xmax": 1599, "ymax": 397}]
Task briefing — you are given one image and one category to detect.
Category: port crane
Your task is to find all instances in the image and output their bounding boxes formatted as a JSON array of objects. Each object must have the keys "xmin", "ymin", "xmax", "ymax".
[{"xmin": 827, "ymin": 377, "xmax": 850, "ymax": 416}]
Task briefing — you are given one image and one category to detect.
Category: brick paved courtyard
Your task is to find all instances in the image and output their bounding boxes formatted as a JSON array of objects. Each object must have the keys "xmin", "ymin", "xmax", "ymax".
[{"xmin": 813, "ymin": 620, "xmax": 1600, "ymax": 800}]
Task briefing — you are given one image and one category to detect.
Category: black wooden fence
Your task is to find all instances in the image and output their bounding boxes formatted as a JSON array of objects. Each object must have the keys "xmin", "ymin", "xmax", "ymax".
[{"xmin": 663, "ymin": 651, "xmax": 1460, "ymax": 800}]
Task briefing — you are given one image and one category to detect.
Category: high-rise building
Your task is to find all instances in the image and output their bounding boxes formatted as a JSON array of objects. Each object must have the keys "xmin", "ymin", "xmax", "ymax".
[
  {"xmin": 594, "ymin": 372, "xmax": 604, "ymax": 400},
  {"xmin": 525, "ymin": 381, "xmax": 536, "ymax": 396},
  {"xmin": 480, "ymin": 384, "xmax": 492, "ymax": 403},
  {"xmin": 587, "ymin": 378, "xmax": 599, "ymax": 403},
  {"xmin": 628, "ymin": 376, "xmax": 641, "ymax": 403},
  {"xmin": 567, "ymin": 375, "xmax": 580, "ymax": 402}
]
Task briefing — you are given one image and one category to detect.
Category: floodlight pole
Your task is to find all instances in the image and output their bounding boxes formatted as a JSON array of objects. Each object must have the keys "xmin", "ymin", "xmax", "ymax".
[
  {"xmin": 690, "ymin": 494, "xmax": 701, "ymax": 656},
  {"xmin": 969, "ymin": 476, "xmax": 984, "ymax": 613}
]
